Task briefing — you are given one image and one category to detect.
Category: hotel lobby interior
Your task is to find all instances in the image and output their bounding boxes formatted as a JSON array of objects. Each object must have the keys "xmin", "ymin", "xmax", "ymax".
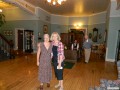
[{"xmin": 0, "ymin": 0, "xmax": 120, "ymax": 90}]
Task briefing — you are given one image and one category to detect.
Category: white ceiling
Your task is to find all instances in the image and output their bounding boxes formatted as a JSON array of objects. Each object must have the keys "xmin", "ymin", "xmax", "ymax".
[{"xmin": 24, "ymin": 0, "xmax": 110, "ymax": 16}]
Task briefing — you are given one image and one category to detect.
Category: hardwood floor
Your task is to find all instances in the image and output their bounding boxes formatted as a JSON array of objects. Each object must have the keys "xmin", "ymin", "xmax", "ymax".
[{"xmin": 0, "ymin": 53, "xmax": 117, "ymax": 90}]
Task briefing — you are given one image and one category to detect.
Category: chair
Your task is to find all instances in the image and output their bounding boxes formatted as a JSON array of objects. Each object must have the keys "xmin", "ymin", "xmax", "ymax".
[
  {"xmin": 97, "ymin": 44, "xmax": 106, "ymax": 59},
  {"xmin": 91, "ymin": 45, "xmax": 98, "ymax": 58}
]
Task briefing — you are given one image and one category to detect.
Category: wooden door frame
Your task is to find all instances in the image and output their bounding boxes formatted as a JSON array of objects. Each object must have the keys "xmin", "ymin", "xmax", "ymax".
[
  {"xmin": 115, "ymin": 30, "xmax": 120, "ymax": 62},
  {"xmin": 14, "ymin": 28, "xmax": 25, "ymax": 51}
]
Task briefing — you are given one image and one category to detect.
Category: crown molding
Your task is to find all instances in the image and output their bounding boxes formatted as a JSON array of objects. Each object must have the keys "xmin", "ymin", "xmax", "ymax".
[{"xmin": 89, "ymin": 11, "xmax": 107, "ymax": 17}]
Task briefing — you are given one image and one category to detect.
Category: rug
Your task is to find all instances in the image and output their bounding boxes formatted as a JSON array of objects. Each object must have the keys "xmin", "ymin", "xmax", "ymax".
[
  {"xmin": 64, "ymin": 62, "xmax": 75, "ymax": 69},
  {"xmin": 52, "ymin": 61, "xmax": 75, "ymax": 69}
]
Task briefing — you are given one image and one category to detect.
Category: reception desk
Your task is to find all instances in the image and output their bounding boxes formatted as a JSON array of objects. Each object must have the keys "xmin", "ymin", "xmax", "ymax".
[{"xmin": 64, "ymin": 50, "xmax": 77, "ymax": 63}]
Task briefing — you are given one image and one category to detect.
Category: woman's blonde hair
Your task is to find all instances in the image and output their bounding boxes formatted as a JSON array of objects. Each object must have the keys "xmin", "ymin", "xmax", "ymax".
[{"xmin": 50, "ymin": 32, "xmax": 61, "ymax": 41}]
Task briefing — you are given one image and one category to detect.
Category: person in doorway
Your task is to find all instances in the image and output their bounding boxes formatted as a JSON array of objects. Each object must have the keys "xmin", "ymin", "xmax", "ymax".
[
  {"xmin": 50, "ymin": 32, "xmax": 65, "ymax": 90},
  {"xmin": 83, "ymin": 35, "xmax": 92, "ymax": 63},
  {"xmin": 37, "ymin": 34, "xmax": 52, "ymax": 90},
  {"xmin": 71, "ymin": 40, "xmax": 80, "ymax": 59},
  {"xmin": 71, "ymin": 40, "xmax": 79, "ymax": 51}
]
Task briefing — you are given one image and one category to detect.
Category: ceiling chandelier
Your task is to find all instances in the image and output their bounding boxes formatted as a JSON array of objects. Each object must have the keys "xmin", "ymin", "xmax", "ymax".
[{"xmin": 46, "ymin": 0, "xmax": 66, "ymax": 5}]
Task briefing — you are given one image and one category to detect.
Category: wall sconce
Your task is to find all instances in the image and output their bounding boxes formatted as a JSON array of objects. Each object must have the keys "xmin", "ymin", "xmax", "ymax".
[
  {"xmin": 74, "ymin": 23, "xmax": 82, "ymax": 29},
  {"xmin": 0, "ymin": 9, "xmax": 2, "ymax": 12}
]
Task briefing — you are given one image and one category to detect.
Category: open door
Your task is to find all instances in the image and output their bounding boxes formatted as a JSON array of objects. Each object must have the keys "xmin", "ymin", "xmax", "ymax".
[{"xmin": 18, "ymin": 30, "xmax": 23, "ymax": 50}]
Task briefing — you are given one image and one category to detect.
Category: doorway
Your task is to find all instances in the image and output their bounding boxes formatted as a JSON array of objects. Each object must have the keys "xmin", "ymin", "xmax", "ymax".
[
  {"xmin": 116, "ymin": 30, "xmax": 120, "ymax": 61},
  {"xmin": 18, "ymin": 30, "xmax": 23, "ymax": 50},
  {"xmin": 70, "ymin": 29, "xmax": 86, "ymax": 48},
  {"xmin": 14, "ymin": 28, "xmax": 24, "ymax": 51}
]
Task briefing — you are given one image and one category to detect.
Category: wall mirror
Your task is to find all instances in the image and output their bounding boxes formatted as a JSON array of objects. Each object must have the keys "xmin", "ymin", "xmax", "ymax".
[{"xmin": 92, "ymin": 28, "xmax": 98, "ymax": 42}]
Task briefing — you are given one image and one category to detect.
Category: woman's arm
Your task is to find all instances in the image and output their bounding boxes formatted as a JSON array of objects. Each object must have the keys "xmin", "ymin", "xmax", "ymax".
[
  {"xmin": 77, "ymin": 43, "xmax": 79, "ymax": 50},
  {"xmin": 51, "ymin": 53, "xmax": 53, "ymax": 59},
  {"xmin": 71, "ymin": 44, "xmax": 73, "ymax": 50},
  {"xmin": 37, "ymin": 43, "xmax": 41, "ymax": 66},
  {"xmin": 58, "ymin": 42, "xmax": 65, "ymax": 68}
]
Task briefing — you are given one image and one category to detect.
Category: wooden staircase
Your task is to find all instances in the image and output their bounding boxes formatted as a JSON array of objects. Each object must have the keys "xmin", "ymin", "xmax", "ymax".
[
  {"xmin": 0, "ymin": 49, "xmax": 9, "ymax": 61},
  {"xmin": 0, "ymin": 33, "xmax": 15, "ymax": 61}
]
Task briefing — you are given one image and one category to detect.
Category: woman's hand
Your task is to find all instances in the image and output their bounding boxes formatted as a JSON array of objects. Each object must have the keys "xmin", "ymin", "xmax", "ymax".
[
  {"xmin": 37, "ymin": 61, "xmax": 39, "ymax": 66},
  {"xmin": 58, "ymin": 63, "xmax": 61, "ymax": 69}
]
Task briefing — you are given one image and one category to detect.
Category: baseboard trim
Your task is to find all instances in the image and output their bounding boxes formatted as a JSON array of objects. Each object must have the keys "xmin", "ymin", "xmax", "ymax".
[{"xmin": 105, "ymin": 58, "xmax": 115, "ymax": 62}]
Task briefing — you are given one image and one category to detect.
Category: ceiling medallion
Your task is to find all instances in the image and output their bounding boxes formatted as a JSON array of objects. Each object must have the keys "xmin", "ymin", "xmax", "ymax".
[{"xmin": 46, "ymin": 0, "xmax": 66, "ymax": 6}]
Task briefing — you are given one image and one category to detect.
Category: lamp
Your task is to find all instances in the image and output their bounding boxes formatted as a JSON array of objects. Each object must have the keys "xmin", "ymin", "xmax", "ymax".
[
  {"xmin": 74, "ymin": 23, "xmax": 83, "ymax": 29},
  {"xmin": 0, "ymin": 9, "xmax": 2, "ymax": 12},
  {"xmin": 46, "ymin": 0, "xmax": 66, "ymax": 5}
]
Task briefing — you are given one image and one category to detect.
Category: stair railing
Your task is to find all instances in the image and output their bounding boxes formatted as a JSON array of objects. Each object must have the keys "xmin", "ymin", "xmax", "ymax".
[{"xmin": 0, "ymin": 33, "xmax": 13, "ymax": 58}]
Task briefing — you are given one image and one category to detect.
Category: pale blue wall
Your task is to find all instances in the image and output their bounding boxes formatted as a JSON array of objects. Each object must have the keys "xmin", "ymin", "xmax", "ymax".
[
  {"xmin": 88, "ymin": 23, "xmax": 106, "ymax": 44},
  {"xmin": 50, "ymin": 13, "xmax": 106, "ymax": 44},
  {"xmin": 0, "ymin": 20, "xmax": 51, "ymax": 48},
  {"xmin": 50, "ymin": 14, "xmax": 69, "ymax": 34},
  {"xmin": 0, "ymin": 7, "xmax": 51, "ymax": 52},
  {"xmin": 88, "ymin": 12, "xmax": 106, "ymax": 44},
  {"xmin": 51, "ymin": 24, "xmax": 69, "ymax": 34},
  {"xmin": 1, "ymin": 0, "xmax": 120, "ymax": 62},
  {"xmin": 1, "ymin": 7, "xmax": 51, "ymax": 37},
  {"xmin": 68, "ymin": 16, "xmax": 89, "ymax": 25},
  {"xmin": 38, "ymin": 20, "xmax": 51, "ymax": 41},
  {"xmin": 107, "ymin": 17, "xmax": 120, "ymax": 60},
  {"xmin": 0, "ymin": 6, "xmax": 108, "ymax": 52},
  {"xmin": 105, "ymin": 1, "xmax": 120, "ymax": 61},
  {"xmin": 0, "ymin": 20, "xmax": 38, "ymax": 40},
  {"xmin": 88, "ymin": 12, "xmax": 106, "ymax": 24}
]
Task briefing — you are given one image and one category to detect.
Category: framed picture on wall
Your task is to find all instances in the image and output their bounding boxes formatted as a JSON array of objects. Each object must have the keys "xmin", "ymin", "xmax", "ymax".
[
  {"xmin": 104, "ymin": 30, "xmax": 107, "ymax": 43},
  {"xmin": 7, "ymin": 30, "xmax": 10, "ymax": 36},
  {"xmin": 38, "ymin": 32, "xmax": 42, "ymax": 40},
  {"xmin": 92, "ymin": 28, "xmax": 98, "ymax": 42},
  {"xmin": 43, "ymin": 25, "xmax": 48, "ymax": 34},
  {"xmin": 4, "ymin": 31, "xmax": 7, "ymax": 35},
  {"xmin": 9, "ymin": 31, "xmax": 13, "ymax": 35},
  {"xmin": 89, "ymin": 33, "xmax": 92, "ymax": 39}
]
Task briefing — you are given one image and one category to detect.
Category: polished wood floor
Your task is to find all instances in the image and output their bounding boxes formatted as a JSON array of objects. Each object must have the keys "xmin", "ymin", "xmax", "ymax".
[{"xmin": 0, "ymin": 53, "xmax": 117, "ymax": 90}]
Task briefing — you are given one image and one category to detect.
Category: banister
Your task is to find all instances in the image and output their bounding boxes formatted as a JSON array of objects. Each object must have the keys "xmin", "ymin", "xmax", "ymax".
[
  {"xmin": 0, "ymin": 33, "xmax": 15, "ymax": 59},
  {"xmin": 0, "ymin": 33, "xmax": 11, "ymax": 46}
]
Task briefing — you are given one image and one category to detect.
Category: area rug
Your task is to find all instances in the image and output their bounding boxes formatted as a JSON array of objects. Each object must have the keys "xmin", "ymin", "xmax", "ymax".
[
  {"xmin": 52, "ymin": 61, "xmax": 75, "ymax": 69},
  {"xmin": 64, "ymin": 62, "xmax": 75, "ymax": 69}
]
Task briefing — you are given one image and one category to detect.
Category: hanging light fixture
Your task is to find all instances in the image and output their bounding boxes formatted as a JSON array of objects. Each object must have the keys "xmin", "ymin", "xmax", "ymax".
[
  {"xmin": 0, "ymin": 9, "xmax": 2, "ymax": 12},
  {"xmin": 46, "ymin": 0, "xmax": 66, "ymax": 5}
]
